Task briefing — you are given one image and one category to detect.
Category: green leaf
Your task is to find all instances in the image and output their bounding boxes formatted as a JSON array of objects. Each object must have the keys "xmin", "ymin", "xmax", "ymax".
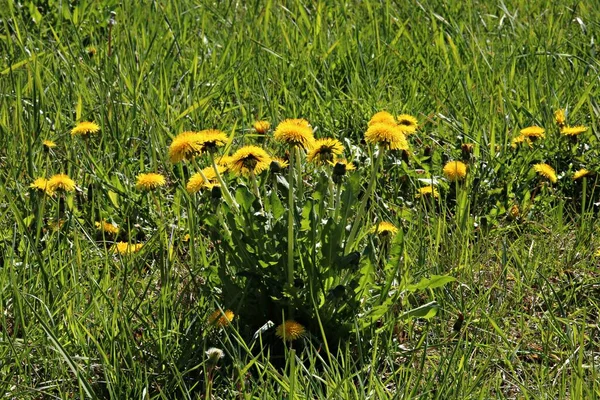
[
  {"xmin": 407, "ymin": 275, "xmax": 456, "ymax": 292},
  {"xmin": 400, "ymin": 301, "xmax": 439, "ymax": 320}
]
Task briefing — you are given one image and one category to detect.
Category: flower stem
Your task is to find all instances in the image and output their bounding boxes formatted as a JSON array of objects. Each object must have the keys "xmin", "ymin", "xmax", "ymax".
[
  {"xmin": 287, "ymin": 149, "xmax": 295, "ymax": 299},
  {"xmin": 250, "ymin": 170, "xmax": 263, "ymax": 212},
  {"xmin": 345, "ymin": 149, "xmax": 384, "ymax": 253},
  {"xmin": 295, "ymin": 147, "xmax": 303, "ymax": 201},
  {"xmin": 209, "ymin": 153, "xmax": 239, "ymax": 213}
]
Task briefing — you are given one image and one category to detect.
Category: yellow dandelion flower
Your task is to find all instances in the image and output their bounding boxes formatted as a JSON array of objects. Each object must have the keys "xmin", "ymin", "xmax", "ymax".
[
  {"xmin": 509, "ymin": 204, "xmax": 520, "ymax": 220},
  {"xmin": 573, "ymin": 168, "xmax": 591, "ymax": 180},
  {"xmin": 136, "ymin": 173, "xmax": 166, "ymax": 190},
  {"xmin": 560, "ymin": 125, "xmax": 588, "ymax": 136},
  {"xmin": 113, "ymin": 242, "xmax": 144, "ymax": 255},
  {"xmin": 554, "ymin": 109, "xmax": 566, "ymax": 127},
  {"xmin": 274, "ymin": 119, "xmax": 315, "ymax": 150},
  {"xmin": 329, "ymin": 158, "xmax": 356, "ymax": 171},
  {"xmin": 30, "ymin": 177, "xmax": 54, "ymax": 196},
  {"xmin": 71, "ymin": 121, "xmax": 100, "ymax": 136},
  {"xmin": 95, "ymin": 220, "xmax": 119, "ymax": 235},
  {"xmin": 197, "ymin": 129, "xmax": 229, "ymax": 152},
  {"xmin": 253, "ymin": 120, "xmax": 271, "ymax": 134},
  {"xmin": 364, "ymin": 123, "xmax": 409, "ymax": 150},
  {"xmin": 533, "ymin": 163, "xmax": 557, "ymax": 183},
  {"xmin": 443, "ymin": 161, "xmax": 468, "ymax": 182},
  {"xmin": 271, "ymin": 157, "xmax": 289, "ymax": 170},
  {"xmin": 186, "ymin": 166, "xmax": 223, "ymax": 193},
  {"xmin": 307, "ymin": 138, "xmax": 344, "ymax": 165},
  {"xmin": 168, "ymin": 131, "xmax": 204, "ymax": 163},
  {"xmin": 595, "ymin": 249, "xmax": 600, "ymax": 257},
  {"xmin": 217, "ymin": 155, "xmax": 233, "ymax": 172},
  {"xmin": 511, "ymin": 134, "xmax": 533, "ymax": 149},
  {"xmin": 368, "ymin": 111, "xmax": 396, "ymax": 126},
  {"xmin": 396, "ymin": 114, "xmax": 418, "ymax": 134},
  {"xmin": 42, "ymin": 140, "xmax": 56, "ymax": 149},
  {"xmin": 369, "ymin": 221, "xmax": 399, "ymax": 235},
  {"xmin": 276, "ymin": 320, "xmax": 306, "ymax": 342},
  {"xmin": 86, "ymin": 46, "xmax": 97, "ymax": 57},
  {"xmin": 416, "ymin": 185, "xmax": 439, "ymax": 199},
  {"xmin": 228, "ymin": 145, "xmax": 271, "ymax": 176},
  {"xmin": 520, "ymin": 126, "xmax": 545, "ymax": 139},
  {"xmin": 208, "ymin": 309, "xmax": 235, "ymax": 328},
  {"xmin": 47, "ymin": 174, "xmax": 76, "ymax": 193}
]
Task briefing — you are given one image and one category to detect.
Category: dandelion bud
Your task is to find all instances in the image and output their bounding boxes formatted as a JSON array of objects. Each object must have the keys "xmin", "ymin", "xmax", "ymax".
[{"xmin": 211, "ymin": 185, "xmax": 222, "ymax": 201}]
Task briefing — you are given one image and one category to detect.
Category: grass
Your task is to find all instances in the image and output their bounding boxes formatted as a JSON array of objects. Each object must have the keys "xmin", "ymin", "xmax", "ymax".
[{"xmin": 1, "ymin": 0, "xmax": 600, "ymax": 398}]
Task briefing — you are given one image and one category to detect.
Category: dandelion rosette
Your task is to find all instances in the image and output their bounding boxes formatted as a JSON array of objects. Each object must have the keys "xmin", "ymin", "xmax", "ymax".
[
  {"xmin": 560, "ymin": 125, "xmax": 587, "ymax": 136},
  {"xmin": 253, "ymin": 120, "xmax": 271, "ymax": 134},
  {"xmin": 369, "ymin": 221, "xmax": 399, "ymax": 236},
  {"xmin": 47, "ymin": 174, "xmax": 76, "ymax": 193},
  {"xmin": 135, "ymin": 173, "xmax": 166, "ymax": 190},
  {"xmin": 307, "ymin": 138, "xmax": 344, "ymax": 165},
  {"xmin": 168, "ymin": 131, "xmax": 203, "ymax": 163},
  {"xmin": 275, "ymin": 320, "xmax": 306, "ymax": 342},
  {"xmin": 71, "ymin": 121, "xmax": 100, "ymax": 137},
  {"xmin": 368, "ymin": 111, "xmax": 396, "ymax": 126},
  {"xmin": 208, "ymin": 309, "xmax": 235, "ymax": 328},
  {"xmin": 364, "ymin": 122, "xmax": 409, "ymax": 150},
  {"xmin": 443, "ymin": 161, "xmax": 468, "ymax": 182},
  {"xmin": 274, "ymin": 119, "xmax": 315, "ymax": 150},
  {"xmin": 533, "ymin": 163, "xmax": 557, "ymax": 183},
  {"xmin": 227, "ymin": 145, "xmax": 271, "ymax": 177}
]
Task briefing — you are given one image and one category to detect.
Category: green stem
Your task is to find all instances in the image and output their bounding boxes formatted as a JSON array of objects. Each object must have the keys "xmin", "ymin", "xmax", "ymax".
[
  {"xmin": 334, "ymin": 181, "xmax": 342, "ymax": 222},
  {"xmin": 345, "ymin": 149, "xmax": 384, "ymax": 253},
  {"xmin": 295, "ymin": 147, "xmax": 304, "ymax": 201},
  {"xmin": 287, "ymin": 149, "xmax": 295, "ymax": 300},
  {"xmin": 209, "ymin": 153, "xmax": 239, "ymax": 213},
  {"xmin": 250, "ymin": 170, "xmax": 263, "ymax": 212}
]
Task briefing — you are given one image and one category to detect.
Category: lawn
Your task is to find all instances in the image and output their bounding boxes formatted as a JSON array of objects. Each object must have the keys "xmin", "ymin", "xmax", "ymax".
[{"xmin": 1, "ymin": 1, "xmax": 599, "ymax": 398}]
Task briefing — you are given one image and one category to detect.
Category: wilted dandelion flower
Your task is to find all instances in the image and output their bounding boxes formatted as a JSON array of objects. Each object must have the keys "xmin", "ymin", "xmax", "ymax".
[
  {"xmin": 443, "ymin": 161, "xmax": 468, "ymax": 182},
  {"xmin": 208, "ymin": 309, "xmax": 235, "ymax": 328},
  {"xmin": 396, "ymin": 114, "xmax": 418, "ymax": 134},
  {"xmin": 554, "ymin": 109, "xmax": 566, "ymax": 127},
  {"xmin": 71, "ymin": 121, "xmax": 100, "ymax": 137},
  {"xmin": 169, "ymin": 131, "xmax": 203, "ymax": 163},
  {"xmin": 364, "ymin": 123, "xmax": 409, "ymax": 150},
  {"xmin": 136, "ymin": 173, "xmax": 166, "ymax": 190},
  {"xmin": 276, "ymin": 320, "xmax": 306, "ymax": 342},
  {"xmin": 533, "ymin": 163, "xmax": 557, "ymax": 183},
  {"xmin": 253, "ymin": 120, "xmax": 271, "ymax": 134},
  {"xmin": 43, "ymin": 140, "xmax": 56, "ymax": 149},
  {"xmin": 573, "ymin": 168, "xmax": 591, "ymax": 180},
  {"xmin": 113, "ymin": 242, "xmax": 143, "ymax": 255},
  {"xmin": 368, "ymin": 111, "xmax": 396, "ymax": 126},
  {"xmin": 416, "ymin": 185, "xmax": 439, "ymax": 199},
  {"xmin": 560, "ymin": 125, "xmax": 587, "ymax": 136},
  {"xmin": 307, "ymin": 138, "xmax": 344, "ymax": 165},
  {"xmin": 274, "ymin": 119, "xmax": 315, "ymax": 150},
  {"xmin": 30, "ymin": 177, "xmax": 54, "ymax": 196},
  {"xmin": 95, "ymin": 220, "xmax": 119, "ymax": 235},
  {"xmin": 228, "ymin": 146, "xmax": 271, "ymax": 176},
  {"xmin": 520, "ymin": 126, "xmax": 545, "ymax": 139},
  {"xmin": 205, "ymin": 347, "xmax": 225, "ymax": 364},
  {"xmin": 509, "ymin": 204, "xmax": 520, "ymax": 220},
  {"xmin": 47, "ymin": 174, "xmax": 76, "ymax": 193},
  {"xmin": 186, "ymin": 166, "xmax": 223, "ymax": 193},
  {"xmin": 369, "ymin": 221, "xmax": 399, "ymax": 236},
  {"xmin": 197, "ymin": 129, "xmax": 229, "ymax": 153}
]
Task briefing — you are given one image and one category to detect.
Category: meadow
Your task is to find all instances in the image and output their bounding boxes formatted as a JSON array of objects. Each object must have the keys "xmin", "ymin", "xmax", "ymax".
[{"xmin": 1, "ymin": 0, "xmax": 600, "ymax": 398}]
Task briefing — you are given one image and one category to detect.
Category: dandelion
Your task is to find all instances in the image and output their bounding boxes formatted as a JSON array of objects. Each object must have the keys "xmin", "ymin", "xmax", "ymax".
[
  {"xmin": 216, "ymin": 155, "xmax": 233, "ymax": 171},
  {"xmin": 71, "ymin": 121, "xmax": 100, "ymax": 136},
  {"xmin": 86, "ymin": 46, "xmax": 97, "ymax": 57},
  {"xmin": 560, "ymin": 125, "xmax": 588, "ymax": 136},
  {"xmin": 533, "ymin": 163, "xmax": 557, "ymax": 183},
  {"xmin": 168, "ymin": 131, "xmax": 203, "ymax": 163},
  {"xmin": 228, "ymin": 145, "xmax": 271, "ymax": 176},
  {"xmin": 208, "ymin": 309, "xmax": 235, "ymax": 328},
  {"xmin": 43, "ymin": 140, "xmax": 56, "ymax": 149},
  {"xmin": 307, "ymin": 138, "xmax": 344, "ymax": 165},
  {"xmin": 113, "ymin": 242, "xmax": 144, "ymax": 255},
  {"xmin": 47, "ymin": 174, "xmax": 76, "ymax": 193},
  {"xmin": 30, "ymin": 177, "xmax": 54, "ymax": 196},
  {"xmin": 416, "ymin": 185, "xmax": 439, "ymax": 199},
  {"xmin": 253, "ymin": 120, "xmax": 271, "ymax": 134},
  {"xmin": 369, "ymin": 221, "xmax": 399, "ymax": 236},
  {"xmin": 368, "ymin": 111, "xmax": 396, "ymax": 126},
  {"xmin": 396, "ymin": 114, "xmax": 418, "ymax": 134},
  {"xmin": 364, "ymin": 123, "xmax": 409, "ymax": 150},
  {"xmin": 197, "ymin": 129, "xmax": 229, "ymax": 153},
  {"xmin": 186, "ymin": 166, "xmax": 223, "ymax": 193},
  {"xmin": 274, "ymin": 119, "xmax": 315, "ymax": 150},
  {"xmin": 573, "ymin": 168, "xmax": 591, "ymax": 181},
  {"xmin": 275, "ymin": 320, "xmax": 306, "ymax": 342},
  {"xmin": 443, "ymin": 161, "xmax": 468, "ymax": 182},
  {"xmin": 135, "ymin": 173, "xmax": 166, "ymax": 190},
  {"xmin": 95, "ymin": 220, "xmax": 119, "ymax": 235},
  {"xmin": 205, "ymin": 347, "xmax": 225, "ymax": 364},
  {"xmin": 509, "ymin": 204, "xmax": 520, "ymax": 220},
  {"xmin": 520, "ymin": 126, "xmax": 545, "ymax": 139},
  {"xmin": 511, "ymin": 134, "xmax": 533, "ymax": 149},
  {"xmin": 554, "ymin": 109, "xmax": 566, "ymax": 128},
  {"xmin": 270, "ymin": 157, "xmax": 289, "ymax": 172},
  {"xmin": 329, "ymin": 158, "xmax": 356, "ymax": 172}
]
